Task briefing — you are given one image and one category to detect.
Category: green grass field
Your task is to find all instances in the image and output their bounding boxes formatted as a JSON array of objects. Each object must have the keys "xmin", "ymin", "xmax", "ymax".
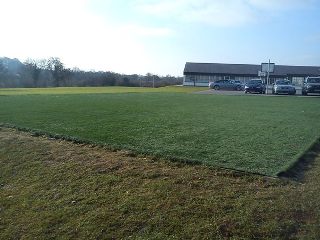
[
  {"xmin": 0, "ymin": 86, "xmax": 206, "ymax": 95},
  {"xmin": 1, "ymin": 128, "xmax": 320, "ymax": 239},
  {"xmin": 0, "ymin": 87, "xmax": 320, "ymax": 176}
]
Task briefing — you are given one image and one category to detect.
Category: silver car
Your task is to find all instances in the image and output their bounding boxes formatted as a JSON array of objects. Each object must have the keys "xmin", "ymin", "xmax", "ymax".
[
  {"xmin": 209, "ymin": 80, "xmax": 243, "ymax": 91},
  {"xmin": 272, "ymin": 80, "xmax": 296, "ymax": 95}
]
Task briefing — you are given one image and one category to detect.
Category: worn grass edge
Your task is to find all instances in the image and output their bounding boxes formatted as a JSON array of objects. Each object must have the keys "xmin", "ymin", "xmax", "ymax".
[
  {"xmin": 277, "ymin": 137, "xmax": 320, "ymax": 180},
  {"xmin": 0, "ymin": 122, "xmax": 204, "ymax": 167},
  {"xmin": 0, "ymin": 123, "xmax": 306, "ymax": 180}
]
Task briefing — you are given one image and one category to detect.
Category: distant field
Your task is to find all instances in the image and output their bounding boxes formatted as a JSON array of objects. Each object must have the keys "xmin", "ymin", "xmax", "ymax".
[
  {"xmin": 0, "ymin": 86, "xmax": 206, "ymax": 95},
  {"xmin": 0, "ymin": 87, "xmax": 320, "ymax": 176}
]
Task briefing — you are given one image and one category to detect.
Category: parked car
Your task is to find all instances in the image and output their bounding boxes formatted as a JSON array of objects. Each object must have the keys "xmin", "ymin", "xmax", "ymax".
[
  {"xmin": 272, "ymin": 80, "xmax": 296, "ymax": 95},
  {"xmin": 244, "ymin": 79, "xmax": 265, "ymax": 94},
  {"xmin": 233, "ymin": 80, "xmax": 244, "ymax": 90},
  {"xmin": 302, "ymin": 77, "xmax": 320, "ymax": 95},
  {"xmin": 209, "ymin": 80, "xmax": 242, "ymax": 91}
]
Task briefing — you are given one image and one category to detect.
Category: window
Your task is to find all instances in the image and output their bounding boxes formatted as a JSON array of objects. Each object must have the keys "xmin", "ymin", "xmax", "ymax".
[
  {"xmin": 292, "ymin": 77, "xmax": 305, "ymax": 86},
  {"xmin": 184, "ymin": 75, "xmax": 193, "ymax": 82},
  {"xmin": 196, "ymin": 75, "xmax": 210, "ymax": 83}
]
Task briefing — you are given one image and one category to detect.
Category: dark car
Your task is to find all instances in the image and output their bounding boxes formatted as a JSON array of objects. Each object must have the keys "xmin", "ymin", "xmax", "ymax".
[
  {"xmin": 272, "ymin": 80, "xmax": 296, "ymax": 95},
  {"xmin": 209, "ymin": 80, "xmax": 242, "ymax": 91},
  {"xmin": 233, "ymin": 80, "xmax": 244, "ymax": 90},
  {"xmin": 302, "ymin": 77, "xmax": 320, "ymax": 95},
  {"xmin": 244, "ymin": 79, "xmax": 266, "ymax": 94}
]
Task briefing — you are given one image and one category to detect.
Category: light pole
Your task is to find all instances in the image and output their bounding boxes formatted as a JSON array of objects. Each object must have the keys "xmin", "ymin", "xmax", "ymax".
[
  {"xmin": 266, "ymin": 60, "xmax": 270, "ymax": 94},
  {"xmin": 262, "ymin": 60, "xmax": 274, "ymax": 95}
]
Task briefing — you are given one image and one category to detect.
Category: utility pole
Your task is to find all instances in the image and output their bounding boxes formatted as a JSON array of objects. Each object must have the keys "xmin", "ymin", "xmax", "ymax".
[
  {"xmin": 266, "ymin": 59, "xmax": 270, "ymax": 94},
  {"xmin": 262, "ymin": 60, "xmax": 275, "ymax": 94},
  {"xmin": 152, "ymin": 75, "xmax": 155, "ymax": 88}
]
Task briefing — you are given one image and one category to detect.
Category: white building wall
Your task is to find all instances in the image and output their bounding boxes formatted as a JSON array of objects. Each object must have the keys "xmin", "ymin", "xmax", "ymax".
[{"xmin": 183, "ymin": 74, "xmax": 307, "ymax": 87}]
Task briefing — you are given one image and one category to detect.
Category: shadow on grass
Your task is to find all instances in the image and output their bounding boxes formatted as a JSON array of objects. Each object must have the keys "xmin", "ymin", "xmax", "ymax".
[{"xmin": 278, "ymin": 138, "xmax": 320, "ymax": 181}]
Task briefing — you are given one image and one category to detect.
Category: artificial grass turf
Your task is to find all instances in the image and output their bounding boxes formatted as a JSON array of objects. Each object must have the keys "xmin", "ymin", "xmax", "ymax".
[{"xmin": 0, "ymin": 91, "xmax": 319, "ymax": 176}]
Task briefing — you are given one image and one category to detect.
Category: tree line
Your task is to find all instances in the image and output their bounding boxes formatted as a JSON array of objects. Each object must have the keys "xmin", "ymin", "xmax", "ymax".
[{"xmin": 0, "ymin": 57, "xmax": 182, "ymax": 88}]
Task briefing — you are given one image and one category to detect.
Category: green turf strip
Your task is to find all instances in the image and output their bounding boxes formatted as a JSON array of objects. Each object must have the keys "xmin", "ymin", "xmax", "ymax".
[
  {"xmin": 0, "ymin": 86, "xmax": 206, "ymax": 95},
  {"xmin": 0, "ymin": 91, "xmax": 319, "ymax": 176}
]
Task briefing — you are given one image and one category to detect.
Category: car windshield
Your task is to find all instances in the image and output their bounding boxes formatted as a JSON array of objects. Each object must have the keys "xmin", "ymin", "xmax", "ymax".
[
  {"xmin": 248, "ymin": 80, "xmax": 262, "ymax": 84},
  {"xmin": 275, "ymin": 80, "xmax": 290, "ymax": 85},
  {"xmin": 307, "ymin": 78, "xmax": 320, "ymax": 83}
]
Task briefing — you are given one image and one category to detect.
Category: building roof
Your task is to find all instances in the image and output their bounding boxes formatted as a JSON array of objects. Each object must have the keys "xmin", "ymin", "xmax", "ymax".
[{"xmin": 184, "ymin": 62, "xmax": 320, "ymax": 77}]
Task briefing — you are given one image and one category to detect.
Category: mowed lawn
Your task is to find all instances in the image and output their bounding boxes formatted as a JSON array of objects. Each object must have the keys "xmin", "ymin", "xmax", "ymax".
[
  {"xmin": 1, "ymin": 128, "xmax": 320, "ymax": 239},
  {"xmin": 0, "ymin": 87, "xmax": 320, "ymax": 176},
  {"xmin": 0, "ymin": 86, "xmax": 207, "ymax": 95}
]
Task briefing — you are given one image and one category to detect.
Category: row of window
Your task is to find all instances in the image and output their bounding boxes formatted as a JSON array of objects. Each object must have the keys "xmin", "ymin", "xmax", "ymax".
[
  {"xmin": 184, "ymin": 75, "xmax": 257, "ymax": 83},
  {"xmin": 184, "ymin": 75, "xmax": 307, "ymax": 85}
]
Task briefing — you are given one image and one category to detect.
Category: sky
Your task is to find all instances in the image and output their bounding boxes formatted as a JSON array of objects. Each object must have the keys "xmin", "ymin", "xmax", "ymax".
[{"xmin": 1, "ymin": 0, "xmax": 320, "ymax": 76}]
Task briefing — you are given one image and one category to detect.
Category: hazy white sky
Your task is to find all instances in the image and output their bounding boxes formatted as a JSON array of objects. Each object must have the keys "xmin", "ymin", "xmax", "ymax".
[{"xmin": 1, "ymin": 0, "xmax": 319, "ymax": 76}]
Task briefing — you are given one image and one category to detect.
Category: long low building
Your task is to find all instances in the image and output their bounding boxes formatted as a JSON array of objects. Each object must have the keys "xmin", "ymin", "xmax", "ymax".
[{"xmin": 183, "ymin": 62, "xmax": 320, "ymax": 86}]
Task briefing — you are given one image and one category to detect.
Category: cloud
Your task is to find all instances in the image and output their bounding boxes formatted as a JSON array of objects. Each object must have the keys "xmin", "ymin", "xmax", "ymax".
[
  {"xmin": 1, "ymin": 0, "xmax": 315, "ymax": 75},
  {"xmin": 135, "ymin": 0, "xmax": 254, "ymax": 27},
  {"xmin": 135, "ymin": 0, "xmax": 316, "ymax": 27},
  {"xmin": 122, "ymin": 25, "xmax": 174, "ymax": 37},
  {"xmin": 248, "ymin": 0, "xmax": 316, "ymax": 10},
  {"xmin": 0, "ymin": 0, "xmax": 173, "ymax": 74}
]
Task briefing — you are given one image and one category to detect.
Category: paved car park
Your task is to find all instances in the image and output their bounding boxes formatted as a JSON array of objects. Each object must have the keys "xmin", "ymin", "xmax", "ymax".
[{"xmin": 195, "ymin": 86, "xmax": 320, "ymax": 97}]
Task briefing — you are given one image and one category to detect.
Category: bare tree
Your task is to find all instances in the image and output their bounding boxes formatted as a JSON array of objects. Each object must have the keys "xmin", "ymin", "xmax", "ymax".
[
  {"xmin": 24, "ymin": 58, "xmax": 42, "ymax": 87},
  {"xmin": 62, "ymin": 68, "xmax": 73, "ymax": 86},
  {"xmin": 47, "ymin": 57, "xmax": 65, "ymax": 87}
]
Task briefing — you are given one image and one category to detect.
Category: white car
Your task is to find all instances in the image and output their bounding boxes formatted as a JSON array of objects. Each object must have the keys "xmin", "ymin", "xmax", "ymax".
[{"xmin": 272, "ymin": 80, "xmax": 296, "ymax": 95}]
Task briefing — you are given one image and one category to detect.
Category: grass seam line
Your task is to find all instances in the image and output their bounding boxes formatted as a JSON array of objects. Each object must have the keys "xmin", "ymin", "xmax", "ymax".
[
  {"xmin": 0, "ymin": 123, "xmax": 288, "ymax": 180},
  {"xmin": 277, "ymin": 137, "xmax": 320, "ymax": 180}
]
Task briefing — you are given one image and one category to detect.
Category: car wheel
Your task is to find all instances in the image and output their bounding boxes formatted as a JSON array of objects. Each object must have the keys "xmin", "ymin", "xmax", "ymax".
[
  {"xmin": 214, "ymin": 85, "xmax": 220, "ymax": 90},
  {"xmin": 302, "ymin": 91, "xmax": 307, "ymax": 96}
]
